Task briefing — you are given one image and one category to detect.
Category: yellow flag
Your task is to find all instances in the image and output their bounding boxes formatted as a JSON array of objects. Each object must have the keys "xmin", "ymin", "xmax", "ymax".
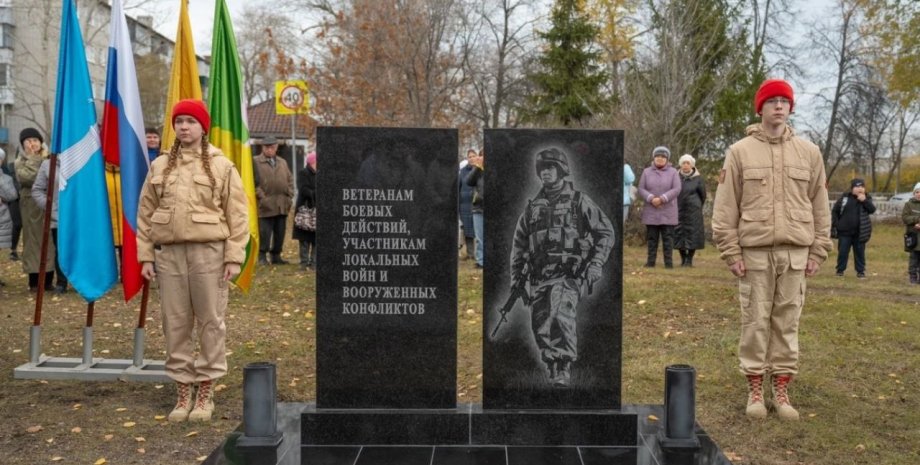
[{"xmin": 160, "ymin": 0, "xmax": 202, "ymax": 150}]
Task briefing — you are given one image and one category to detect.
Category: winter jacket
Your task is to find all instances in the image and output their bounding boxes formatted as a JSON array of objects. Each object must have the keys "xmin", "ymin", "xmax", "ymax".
[
  {"xmin": 136, "ymin": 144, "xmax": 250, "ymax": 264},
  {"xmin": 623, "ymin": 164, "xmax": 635, "ymax": 206},
  {"xmin": 31, "ymin": 159, "xmax": 59, "ymax": 229},
  {"xmin": 253, "ymin": 154, "xmax": 293, "ymax": 217},
  {"xmin": 465, "ymin": 165, "xmax": 484, "ymax": 214},
  {"xmin": 293, "ymin": 165, "xmax": 316, "ymax": 241},
  {"xmin": 15, "ymin": 147, "xmax": 54, "ymax": 273},
  {"xmin": 674, "ymin": 168, "xmax": 707, "ymax": 250},
  {"xmin": 832, "ymin": 193, "xmax": 875, "ymax": 243},
  {"xmin": 0, "ymin": 171, "xmax": 17, "ymax": 249},
  {"xmin": 902, "ymin": 198, "xmax": 920, "ymax": 252},
  {"xmin": 712, "ymin": 124, "xmax": 833, "ymax": 265},
  {"xmin": 459, "ymin": 163, "xmax": 475, "ymax": 232},
  {"xmin": 638, "ymin": 163, "xmax": 680, "ymax": 226}
]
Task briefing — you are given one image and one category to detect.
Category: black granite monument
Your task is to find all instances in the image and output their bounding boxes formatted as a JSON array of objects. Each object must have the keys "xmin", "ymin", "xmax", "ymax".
[
  {"xmin": 314, "ymin": 127, "xmax": 459, "ymax": 409},
  {"xmin": 482, "ymin": 129, "xmax": 624, "ymax": 409}
]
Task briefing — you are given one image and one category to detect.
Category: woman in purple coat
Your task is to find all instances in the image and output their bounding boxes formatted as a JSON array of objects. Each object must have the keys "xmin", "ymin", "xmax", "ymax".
[{"xmin": 638, "ymin": 146, "xmax": 681, "ymax": 268}]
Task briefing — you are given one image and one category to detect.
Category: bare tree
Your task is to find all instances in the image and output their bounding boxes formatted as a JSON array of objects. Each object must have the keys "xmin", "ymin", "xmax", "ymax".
[
  {"xmin": 803, "ymin": 0, "xmax": 866, "ymax": 181},
  {"xmin": 236, "ymin": 4, "xmax": 304, "ymax": 107},
  {"xmin": 459, "ymin": 0, "xmax": 539, "ymax": 131}
]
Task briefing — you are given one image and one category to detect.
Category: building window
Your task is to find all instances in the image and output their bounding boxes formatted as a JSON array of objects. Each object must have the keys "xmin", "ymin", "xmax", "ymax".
[
  {"xmin": 0, "ymin": 23, "xmax": 13, "ymax": 49},
  {"xmin": 0, "ymin": 63, "xmax": 8, "ymax": 87}
]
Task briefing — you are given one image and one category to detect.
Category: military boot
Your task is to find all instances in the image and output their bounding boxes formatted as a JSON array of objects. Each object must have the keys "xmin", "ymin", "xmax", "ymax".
[
  {"xmin": 167, "ymin": 382, "xmax": 193, "ymax": 422},
  {"xmin": 745, "ymin": 375, "xmax": 767, "ymax": 419},
  {"xmin": 771, "ymin": 374, "xmax": 799, "ymax": 420},
  {"xmin": 547, "ymin": 362, "xmax": 558, "ymax": 384},
  {"xmin": 679, "ymin": 250, "xmax": 688, "ymax": 266},
  {"xmin": 258, "ymin": 253, "xmax": 269, "ymax": 266},
  {"xmin": 189, "ymin": 380, "xmax": 215, "ymax": 422},
  {"xmin": 910, "ymin": 268, "xmax": 920, "ymax": 284},
  {"xmin": 686, "ymin": 250, "xmax": 695, "ymax": 267},
  {"xmin": 554, "ymin": 361, "xmax": 572, "ymax": 388}
]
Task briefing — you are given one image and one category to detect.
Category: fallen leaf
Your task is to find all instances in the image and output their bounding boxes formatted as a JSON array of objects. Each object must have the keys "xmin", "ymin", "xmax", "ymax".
[
  {"xmin": 116, "ymin": 408, "xmax": 128, "ymax": 412},
  {"xmin": 72, "ymin": 404, "xmax": 82, "ymax": 410},
  {"xmin": 104, "ymin": 434, "xmax": 114, "ymax": 441},
  {"xmin": 137, "ymin": 448, "xmax": 145, "ymax": 454},
  {"xmin": 855, "ymin": 444, "xmax": 866, "ymax": 453},
  {"xmin": 101, "ymin": 350, "xmax": 110, "ymax": 354},
  {"xmin": 214, "ymin": 384, "xmax": 227, "ymax": 392},
  {"xmin": 26, "ymin": 425, "xmax": 43, "ymax": 433},
  {"xmin": 94, "ymin": 459, "xmax": 107, "ymax": 465},
  {"xmin": 123, "ymin": 422, "xmax": 136, "ymax": 428},
  {"xmin": 51, "ymin": 457, "xmax": 64, "ymax": 462},
  {"xmin": 153, "ymin": 415, "xmax": 166, "ymax": 421},
  {"xmin": 135, "ymin": 437, "xmax": 146, "ymax": 442},
  {"xmin": 647, "ymin": 415, "xmax": 659, "ymax": 422},
  {"xmin": 46, "ymin": 438, "xmax": 54, "ymax": 444},
  {"xmin": 808, "ymin": 413, "xmax": 817, "ymax": 418},
  {"xmin": 638, "ymin": 300, "xmax": 647, "ymax": 305},
  {"xmin": 663, "ymin": 331, "xmax": 671, "ymax": 338},
  {"xmin": 196, "ymin": 456, "xmax": 208, "ymax": 462},
  {"xmin": 71, "ymin": 427, "xmax": 81, "ymax": 433},
  {"xmin": 185, "ymin": 431, "xmax": 199, "ymax": 437},
  {"xmin": 282, "ymin": 312, "xmax": 291, "ymax": 317},
  {"xmin": 888, "ymin": 373, "xmax": 898, "ymax": 378},
  {"xmin": 112, "ymin": 323, "xmax": 122, "ymax": 328}
]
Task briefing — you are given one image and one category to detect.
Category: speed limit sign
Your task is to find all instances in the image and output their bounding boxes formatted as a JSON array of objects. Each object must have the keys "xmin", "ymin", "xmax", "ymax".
[{"xmin": 275, "ymin": 80, "xmax": 310, "ymax": 115}]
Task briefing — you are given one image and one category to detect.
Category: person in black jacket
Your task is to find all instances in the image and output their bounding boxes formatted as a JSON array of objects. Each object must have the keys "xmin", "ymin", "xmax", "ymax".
[
  {"xmin": 293, "ymin": 152, "xmax": 317, "ymax": 270},
  {"xmin": 464, "ymin": 149, "xmax": 484, "ymax": 268},
  {"xmin": 831, "ymin": 178, "xmax": 875, "ymax": 278},
  {"xmin": 674, "ymin": 154, "xmax": 706, "ymax": 266}
]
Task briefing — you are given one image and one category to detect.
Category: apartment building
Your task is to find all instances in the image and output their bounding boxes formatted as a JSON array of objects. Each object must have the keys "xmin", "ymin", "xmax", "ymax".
[{"xmin": 0, "ymin": 0, "xmax": 208, "ymax": 155}]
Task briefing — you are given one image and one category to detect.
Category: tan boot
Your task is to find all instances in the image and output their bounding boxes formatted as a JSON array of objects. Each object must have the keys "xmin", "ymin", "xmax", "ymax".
[
  {"xmin": 188, "ymin": 380, "xmax": 215, "ymax": 422},
  {"xmin": 771, "ymin": 374, "xmax": 800, "ymax": 421},
  {"xmin": 167, "ymin": 382, "xmax": 193, "ymax": 422},
  {"xmin": 745, "ymin": 374, "xmax": 767, "ymax": 419}
]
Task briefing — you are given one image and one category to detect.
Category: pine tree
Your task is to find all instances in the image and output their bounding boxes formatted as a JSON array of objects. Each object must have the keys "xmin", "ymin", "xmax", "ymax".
[{"xmin": 526, "ymin": 0, "xmax": 607, "ymax": 126}]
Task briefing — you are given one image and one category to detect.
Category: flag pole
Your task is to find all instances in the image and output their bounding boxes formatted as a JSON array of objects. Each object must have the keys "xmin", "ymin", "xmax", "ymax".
[
  {"xmin": 132, "ymin": 281, "xmax": 150, "ymax": 366},
  {"xmin": 82, "ymin": 301, "xmax": 95, "ymax": 365},
  {"xmin": 29, "ymin": 152, "xmax": 58, "ymax": 363}
]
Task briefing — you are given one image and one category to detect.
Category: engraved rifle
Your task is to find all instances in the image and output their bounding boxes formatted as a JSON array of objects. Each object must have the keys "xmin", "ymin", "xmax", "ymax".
[{"xmin": 490, "ymin": 282, "xmax": 530, "ymax": 339}]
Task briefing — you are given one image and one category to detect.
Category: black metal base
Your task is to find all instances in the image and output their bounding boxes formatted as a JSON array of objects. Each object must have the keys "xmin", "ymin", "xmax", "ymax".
[{"xmin": 203, "ymin": 404, "xmax": 732, "ymax": 465}]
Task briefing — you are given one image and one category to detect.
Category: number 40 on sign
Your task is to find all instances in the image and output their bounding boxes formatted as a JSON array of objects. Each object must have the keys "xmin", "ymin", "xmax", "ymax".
[{"xmin": 275, "ymin": 80, "xmax": 310, "ymax": 115}]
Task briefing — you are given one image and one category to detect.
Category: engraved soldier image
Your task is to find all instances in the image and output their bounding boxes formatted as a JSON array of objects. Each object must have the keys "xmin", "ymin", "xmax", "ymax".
[{"xmin": 496, "ymin": 147, "xmax": 615, "ymax": 387}]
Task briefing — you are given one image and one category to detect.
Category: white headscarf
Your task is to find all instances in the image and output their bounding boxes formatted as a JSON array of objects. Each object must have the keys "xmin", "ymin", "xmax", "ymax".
[{"xmin": 678, "ymin": 154, "xmax": 695, "ymax": 167}]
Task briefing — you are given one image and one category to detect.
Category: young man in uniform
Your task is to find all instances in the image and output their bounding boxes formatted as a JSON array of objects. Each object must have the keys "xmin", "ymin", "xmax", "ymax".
[{"xmin": 712, "ymin": 79, "xmax": 832, "ymax": 420}]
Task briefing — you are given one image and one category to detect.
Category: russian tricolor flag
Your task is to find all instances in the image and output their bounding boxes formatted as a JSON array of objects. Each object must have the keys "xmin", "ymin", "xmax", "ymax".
[
  {"xmin": 52, "ymin": 0, "xmax": 117, "ymax": 302},
  {"xmin": 101, "ymin": 0, "xmax": 147, "ymax": 301}
]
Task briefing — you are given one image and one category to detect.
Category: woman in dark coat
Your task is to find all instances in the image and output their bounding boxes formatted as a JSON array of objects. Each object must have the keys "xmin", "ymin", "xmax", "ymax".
[
  {"xmin": 293, "ymin": 152, "xmax": 317, "ymax": 270},
  {"xmin": 674, "ymin": 154, "xmax": 706, "ymax": 266}
]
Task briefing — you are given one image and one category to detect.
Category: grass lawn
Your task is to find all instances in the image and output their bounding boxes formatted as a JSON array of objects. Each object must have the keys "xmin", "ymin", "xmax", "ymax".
[{"xmin": 0, "ymin": 222, "xmax": 917, "ymax": 464}]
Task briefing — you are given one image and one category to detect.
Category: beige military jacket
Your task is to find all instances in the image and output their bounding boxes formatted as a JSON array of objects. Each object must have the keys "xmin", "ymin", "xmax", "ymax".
[
  {"xmin": 136, "ymin": 144, "xmax": 249, "ymax": 264},
  {"xmin": 712, "ymin": 124, "xmax": 832, "ymax": 265}
]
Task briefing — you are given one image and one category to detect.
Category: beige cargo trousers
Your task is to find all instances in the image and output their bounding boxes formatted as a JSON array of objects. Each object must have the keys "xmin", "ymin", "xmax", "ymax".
[
  {"xmin": 738, "ymin": 246, "xmax": 808, "ymax": 376},
  {"xmin": 155, "ymin": 241, "xmax": 228, "ymax": 384}
]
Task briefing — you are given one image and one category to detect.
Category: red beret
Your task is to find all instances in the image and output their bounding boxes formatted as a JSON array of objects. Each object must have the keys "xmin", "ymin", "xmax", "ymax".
[
  {"xmin": 171, "ymin": 99, "xmax": 211, "ymax": 133},
  {"xmin": 754, "ymin": 79, "xmax": 794, "ymax": 115}
]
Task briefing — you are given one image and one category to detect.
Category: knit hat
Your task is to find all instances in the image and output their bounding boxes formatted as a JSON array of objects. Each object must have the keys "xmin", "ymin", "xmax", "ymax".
[
  {"xmin": 914, "ymin": 182, "xmax": 920, "ymax": 193},
  {"xmin": 850, "ymin": 178, "xmax": 865, "ymax": 188},
  {"xmin": 754, "ymin": 79, "xmax": 795, "ymax": 115},
  {"xmin": 678, "ymin": 154, "xmax": 695, "ymax": 167},
  {"xmin": 171, "ymin": 99, "xmax": 211, "ymax": 133},
  {"xmin": 20, "ymin": 127, "xmax": 44, "ymax": 146},
  {"xmin": 651, "ymin": 146, "xmax": 671, "ymax": 159}
]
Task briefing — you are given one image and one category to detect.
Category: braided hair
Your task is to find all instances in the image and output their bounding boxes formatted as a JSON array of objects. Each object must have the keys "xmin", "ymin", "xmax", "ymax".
[{"xmin": 157, "ymin": 136, "xmax": 217, "ymax": 199}]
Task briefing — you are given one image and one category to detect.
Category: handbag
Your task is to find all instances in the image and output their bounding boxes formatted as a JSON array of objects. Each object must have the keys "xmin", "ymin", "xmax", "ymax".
[
  {"xmin": 905, "ymin": 232, "xmax": 918, "ymax": 252},
  {"xmin": 295, "ymin": 205, "xmax": 316, "ymax": 231}
]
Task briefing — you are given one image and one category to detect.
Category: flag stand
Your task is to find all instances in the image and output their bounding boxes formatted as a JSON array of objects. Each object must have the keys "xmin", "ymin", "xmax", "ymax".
[
  {"xmin": 14, "ymin": 154, "xmax": 166, "ymax": 382},
  {"xmin": 122, "ymin": 281, "xmax": 168, "ymax": 382}
]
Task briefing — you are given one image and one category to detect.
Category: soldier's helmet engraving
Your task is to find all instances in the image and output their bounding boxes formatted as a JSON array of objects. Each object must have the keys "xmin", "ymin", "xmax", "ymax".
[{"xmin": 535, "ymin": 148, "xmax": 570, "ymax": 177}]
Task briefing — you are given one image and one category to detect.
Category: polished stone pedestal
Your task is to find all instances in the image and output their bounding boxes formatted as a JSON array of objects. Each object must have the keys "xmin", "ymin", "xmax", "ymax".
[{"xmin": 203, "ymin": 404, "xmax": 731, "ymax": 465}]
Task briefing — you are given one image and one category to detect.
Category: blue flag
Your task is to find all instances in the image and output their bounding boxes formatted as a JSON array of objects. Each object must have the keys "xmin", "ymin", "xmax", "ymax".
[{"xmin": 52, "ymin": 0, "xmax": 117, "ymax": 302}]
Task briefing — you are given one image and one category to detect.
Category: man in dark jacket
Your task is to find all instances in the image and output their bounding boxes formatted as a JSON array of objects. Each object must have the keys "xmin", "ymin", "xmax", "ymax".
[
  {"xmin": 831, "ymin": 178, "xmax": 875, "ymax": 278},
  {"xmin": 254, "ymin": 136, "xmax": 294, "ymax": 265}
]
